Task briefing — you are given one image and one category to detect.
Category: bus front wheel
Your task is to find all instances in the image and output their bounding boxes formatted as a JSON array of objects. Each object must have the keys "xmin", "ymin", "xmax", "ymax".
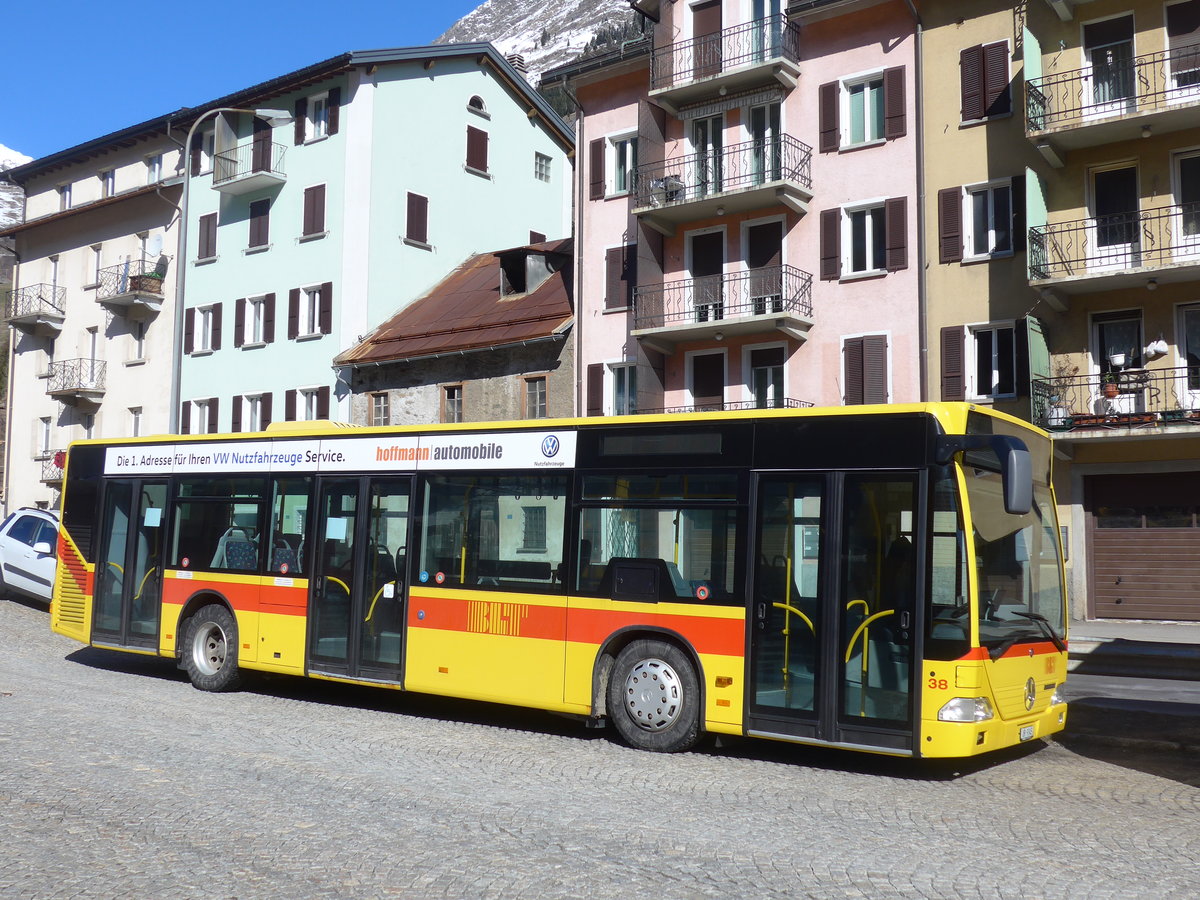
[
  {"xmin": 607, "ymin": 639, "xmax": 700, "ymax": 753},
  {"xmin": 183, "ymin": 604, "xmax": 243, "ymax": 692}
]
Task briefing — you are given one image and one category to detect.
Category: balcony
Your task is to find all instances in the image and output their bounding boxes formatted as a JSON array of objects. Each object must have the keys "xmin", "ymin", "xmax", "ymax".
[
  {"xmin": 633, "ymin": 135, "xmax": 813, "ymax": 235},
  {"xmin": 40, "ymin": 451, "xmax": 66, "ymax": 485},
  {"xmin": 632, "ymin": 264, "xmax": 813, "ymax": 353},
  {"xmin": 1033, "ymin": 365, "xmax": 1200, "ymax": 434},
  {"xmin": 649, "ymin": 15, "xmax": 801, "ymax": 112},
  {"xmin": 212, "ymin": 140, "xmax": 286, "ymax": 194},
  {"xmin": 1026, "ymin": 44, "xmax": 1200, "ymax": 156},
  {"xmin": 96, "ymin": 258, "xmax": 166, "ymax": 317},
  {"xmin": 1029, "ymin": 204, "xmax": 1200, "ymax": 294},
  {"xmin": 3, "ymin": 284, "xmax": 66, "ymax": 337},
  {"xmin": 642, "ymin": 398, "xmax": 813, "ymax": 415},
  {"xmin": 46, "ymin": 358, "xmax": 106, "ymax": 406}
]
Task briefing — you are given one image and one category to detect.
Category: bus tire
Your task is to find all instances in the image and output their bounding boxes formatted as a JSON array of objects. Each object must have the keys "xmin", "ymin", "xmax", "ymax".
[
  {"xmin": 183, "ymin": 604, "xmax": 242, "ymax": 692},
  {"xmin": 607, "ymin": 639, "xmax": 700, "ymax": 753}
]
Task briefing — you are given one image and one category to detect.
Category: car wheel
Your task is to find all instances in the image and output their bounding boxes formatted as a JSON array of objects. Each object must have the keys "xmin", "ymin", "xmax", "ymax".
[
  {"xmin": 182, "ymin": 604, "xmax": 243, "ymax": 692},
  {"xmin": 607, "ymin": 639, "xmax": 701, "ymax": 753}
]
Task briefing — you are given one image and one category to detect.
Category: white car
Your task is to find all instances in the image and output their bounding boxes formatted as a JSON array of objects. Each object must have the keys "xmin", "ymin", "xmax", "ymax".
[{"xmin": 0, "ymin": 508, "xmax": 59, "ymax": 604}]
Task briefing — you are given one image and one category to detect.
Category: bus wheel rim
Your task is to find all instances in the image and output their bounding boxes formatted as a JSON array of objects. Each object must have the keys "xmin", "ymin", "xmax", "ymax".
[
  {"xmin": 193, "ymin": 623, "xmax": 227, "ymax": 676},
  {"xmin": 624, "ymin": 657, "xmax": 682, "ymax": 732}
]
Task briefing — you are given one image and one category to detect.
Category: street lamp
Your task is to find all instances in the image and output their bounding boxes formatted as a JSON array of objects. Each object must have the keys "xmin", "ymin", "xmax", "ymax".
[{"xmin": 168, "ymin": 107, "xmax": 292, "ymax": 433}]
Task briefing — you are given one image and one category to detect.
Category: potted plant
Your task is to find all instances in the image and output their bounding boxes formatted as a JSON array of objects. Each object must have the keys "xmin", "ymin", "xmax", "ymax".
[
  {"xmin": 1044, "ymin": 358, "xmax": 1078, "ymax": 426},
  {"xmin": 128, "ymin": 270, "xmax": 165, "ymax": 294},
  {"xmin": 1102, "ymin": 372, "xmax": 1120, "ymax": 399}
]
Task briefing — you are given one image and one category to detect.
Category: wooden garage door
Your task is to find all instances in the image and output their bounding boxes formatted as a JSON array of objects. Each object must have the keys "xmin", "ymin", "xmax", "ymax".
[{"xmin": 1087, "ymin": 473, "xmax": 1200, "ymax": 620}]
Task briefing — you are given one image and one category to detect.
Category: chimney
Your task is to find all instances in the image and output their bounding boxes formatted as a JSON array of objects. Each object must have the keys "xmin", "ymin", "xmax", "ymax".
[{"xmin": 506, "ymin": 53, "xmax": 528, "ymax": 75}]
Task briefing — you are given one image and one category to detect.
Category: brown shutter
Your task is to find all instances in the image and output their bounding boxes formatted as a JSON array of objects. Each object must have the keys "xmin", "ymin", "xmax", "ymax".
[
  {"xmin": 884, "ymin": 196, "xmax": 907, "ymax": 271},
  {"xmin": 317, "ymin": 385, "xmax": 331, "ymax": 419},
  {"xmin": 198, "ymin": 213, "xmax": 217, "ymax": 260},
  {"xmin": 190, "ymin": 132, "xmax": 202, "ymax": 176},
  {"xmin": 234, "ymin": 298, "xmax": 246, "ymax": 347},
  {"xmin": 294, "ymin": 98, "xmax": 307, "ymax": 145},
  {"xmin": 327, "ymin": 87, "xmax": 341, "ymax": 135},
  {"xmin": 941, "ymin": 325, "xmax": 966, "ymax": 401},
  {"xmin": 589, "ymin": 138, "xmax": 605, "ymax": 199},
  {"xmin": 288, "ymin": 289, "xmax": 300, "ymax": 339},
  {"xmin": 819, "ymin": 208, "xmax": 840, "ymax": 280},
  {"xmin": 984, "ymin": 41, "xmax": 1011, "ymax": 117},
  {"xmin": 863, "ymin": 334, "xmax": 888, "ymax": 404},
  {"xmin": 466, "ymin": 126, "xmax": 488, "ymax": 171},
  {"xmin": 623, "ymin": 244, "xmax": 637, "ymax": 309},
  {"xmin": 285, "ymin": 389, "xmax": 297, "ymax": 421},
  {"xmin": 1011, "ymin": 174, "xmax": 1026, "ymax": 252},
  {"xmin": 884, "ymin": 66, "xmax": 906, "ymax": 139},
  {"xmin": 180, "ymin": 401, "xmax": 191, "ymax": 434},
  {"xmin": 184, "ymin": 308, "xmax": 195, "ymax": 354},
  {"xmin": 210, "ymin": 303, "xmax": 223, "ymax": 351},
  {"xmin": 303, "ymin": 185, "xmax": 325, "ymax": 235},
  {"xmin": 249, "ymin": 199, "xmax": 269, "ymax": 247},
  {"xmin": 938, "ymin": 186, "xmax": 963, "ymax": 263},
  {"xmin": 844, "ymin": 338, "xmax": 864, "ymax": 405},
  {"xmin": 251, "ymin": 117, "xmax": 272, "ymax": 173},
  {"xmin": 605, "ymin": 247, "xmax": 624, "ymax": 309},
  {"xmin": 319, "ymin": 282, "xmax": 333, "ymax": 335},
  {"xmin": 407, "ymin": 193, "xmax": 428, "ymax": 244},
  {"xmin": 231, "ymin": 395, "xmax": 243, "ymax": 433},
  {"xmin": 529, "ymin": 230, "xmax": 546, "ymax": 244},
  {"xmin": 586, "ymin": 363, "xmax": 604, "ymax": 416},
  {"xmin": 264, "ymin": 293, "xmax": 276, "ymax": 343},
  {"xmin": 207, "ymin": 397, "xmax": 220, "ymax": 434},
  {"xmin": 260, "ymin": 392, "xmax": 273, "ymax": 428},
  {"xmin": 818, "ymin": 81, "xmax": 840, "ymax": 153},
  {"xmin": 960, "ymin": 45, "xmax": 984, "ymax": 122}
]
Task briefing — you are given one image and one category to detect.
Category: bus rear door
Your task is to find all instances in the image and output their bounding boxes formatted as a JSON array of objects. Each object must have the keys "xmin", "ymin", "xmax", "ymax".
[{"xmin": 93, "ymin": 478, "xmax": 169, "ymax": 650}]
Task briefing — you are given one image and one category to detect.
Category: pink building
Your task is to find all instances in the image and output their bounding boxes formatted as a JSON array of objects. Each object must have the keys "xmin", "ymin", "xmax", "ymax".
[{"xmin": 542, "ymin": 0, "xmax": 920, "ymax": 415}]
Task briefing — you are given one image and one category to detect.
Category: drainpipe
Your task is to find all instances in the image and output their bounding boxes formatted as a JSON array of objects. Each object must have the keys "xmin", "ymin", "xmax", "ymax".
[
  {"xmin": 904, "ymin": 0, "xmax": 928, "ymax": 402},
  {"xmin": 556, "ymin": 82, "xmax": 585, "ymax": 417}
]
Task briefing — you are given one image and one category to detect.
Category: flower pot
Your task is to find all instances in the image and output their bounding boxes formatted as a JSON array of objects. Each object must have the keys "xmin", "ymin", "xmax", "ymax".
[
  {"xmin": 1103, "ymin": 382, "xmax": 1120, "ymax": 399},
  {"xmin": 128, "ymin": 274, "xmax": 164, "ymax": 294}
]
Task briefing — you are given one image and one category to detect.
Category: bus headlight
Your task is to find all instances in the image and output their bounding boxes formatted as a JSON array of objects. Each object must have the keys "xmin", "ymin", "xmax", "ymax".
[
  {"xmin": 938, "ymin": 697, "xmax": 994, "ymax": 722},
  {"xmin": 1050, "ymin": 686, "xmax": 1066, "ymax": 706}
]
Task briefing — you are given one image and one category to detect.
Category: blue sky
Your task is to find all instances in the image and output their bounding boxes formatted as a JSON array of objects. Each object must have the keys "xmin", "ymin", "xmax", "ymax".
[{"xmin": 5, "ymin": 0, "xmax": 484, "ymax": 161}]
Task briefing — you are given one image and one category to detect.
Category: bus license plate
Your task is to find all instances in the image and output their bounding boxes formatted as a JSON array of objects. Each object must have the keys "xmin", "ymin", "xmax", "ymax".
[{"xmin": 1019, "ymin": 724, "xmax": 1035, "ymax": 742}]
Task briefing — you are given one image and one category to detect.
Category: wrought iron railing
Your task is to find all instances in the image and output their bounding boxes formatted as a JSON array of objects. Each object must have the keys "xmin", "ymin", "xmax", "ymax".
[
  {"xmin": 1026, "ymin": 43, "xmax": 1200, "ymax": 132},
  {"xmin": 633, "ymin": 264, "xmax": 813, "ymax": 330},
  {"xmin": 650, "ymin": 14, "xmax": 801, "ymax": 92},
  {"xmin": 4, "ymin": 283, "xmax": 66, "ymax": 319},
  {"xmin": 97, "ymin": 257, "xmax": 167, "ymax": 300},
  {"xmin": 1032, "ymin": 364, "xmax": 1200, "ymax": 429},
  {"xmin": 47, "ymin": 358, "xmax": 106, "ymax": 395},
  {"xmin": 641, "ymin": 398, "xmax": 813, "ymax": 415},
  {"xmin": 1028, "ymin": 203, "xmax": 1200, "ymax": 280},
  {"xmin": 213, "ymin": 140, "xmax": 286, "ymax": 186},
  {"xmin": 40, "ymin": 451, "xmax": 66, "ymax": 483},
  {"xmin": 633, "ymin": 134, "xmax": 812, "ymax": 210}
]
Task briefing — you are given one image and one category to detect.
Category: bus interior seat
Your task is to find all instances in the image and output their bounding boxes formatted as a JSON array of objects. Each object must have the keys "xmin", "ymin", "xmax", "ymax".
[
  {"xmin": 223, "ymin": 539, "xmax": 258, "ymax": 571},
  {"xmin": 271, "ymin": 541, "xmax": 299, "ymax": 574},
  {"xmin": 211, "ymin": 527, "xmax": 252, "ymax": 569}
]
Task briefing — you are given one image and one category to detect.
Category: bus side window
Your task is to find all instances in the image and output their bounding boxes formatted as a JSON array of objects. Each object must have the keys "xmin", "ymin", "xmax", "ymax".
[{"xmin": 270, "ymin": 476, "xmax": 311, "ymax": 575}]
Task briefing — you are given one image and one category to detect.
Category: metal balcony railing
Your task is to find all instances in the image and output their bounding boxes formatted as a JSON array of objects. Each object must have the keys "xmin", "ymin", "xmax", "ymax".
[
  {"xmin": 633, "ymin": 135, "xmax": 812, "ymax": 210},
  {"xmin": 650, "ymin": 15, "xmax": 801, "ymax": 92},
  {"xmin": 633, "ymin": 264, "xmax": 813, "ymax": 331},
  {"xmin": 4, "ymin": 283, "xmax": 66, "ymax": 319},
  {"xmin": 1026, "ymin": 43, "xmax": 1200, "ymax": 132},
  {"xmin": 47, "ymin": 358, "xmax": 106, "ymax": 395},
  {"xmin": 1028, "ymin": 204, "xmax": 1200, "ymax": 280},
  {"xmin": 97, "ymin": 257, "xmax": 167, "ymax": 300},
  {"xmin": 40, "ymin": 451, "xmax": 66, "ymax": 483},
  {"xmin": 213, "ymin": 140, "xmax": 286, "ymax": 187},
  {"xmin": 1032, "ymin": 364, "xmax": 1200, "ymax": 430},
  {"xmin": 641, "ymin": 398, "xmax": 813, "ymax": 415}
]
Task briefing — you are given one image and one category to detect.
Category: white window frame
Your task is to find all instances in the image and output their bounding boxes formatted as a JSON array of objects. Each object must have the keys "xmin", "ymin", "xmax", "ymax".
[
  {"xmin": 196, "ymin": 305, "xmax": 215, "ymax": 353},
  {"xmin": 88, "ymin": 245, "xmax": 103, "ymax": 288},
  {"xmin": 840, "ymin": 68, "xmax": 886, "ymax": 148},
  {"xmin": 608, "ymin": 131, "xmax": 638, "ymax": 196},
  {"xmin": 535, "ymin": 152, "xmax": 552, "ymax": 183},
  {"xmin": 193, "ymin": 399, "xmax": 211, "ymax": 435},
  {"xmin": 100, "ymin": 169, "xmax": 115, "ymax": 199},
  {"xmin": 841, "ymin": 199, "xmax": 887, "ymax": 277},
  {"xmin": 199, "ymin": 129, "xmax": 215, "ymax": 174},
  {"xmin": 967, "ymin": 322, "xmax": 1017, "ymax": 400},
  {"xmin": 37, "ymin": 417, "xmax": 52, "ymax": 459},
  {"xmin": 442, "ymin": 384, "xmax": 464, "ymax": 424},
  {"xmin": 82, "ymin": 413, "xmax": 96, "ymax": 440},
  {"xmin": 146, "ymin": 154, "xmax": 163, "ymax": 184},
  {"xmin": 129, "ymin": 407, "xmax": 142, "ymax": 438},
  {"xmin": 247, "ymin": 295, "xmax": 267, "ymax": 345},
  {"xmin": 608, "ymin": 361, "xmax": 637, "ymax": 416},
  {"xmin": 243, "ymin": 394, "xmax": 265, "ymax": 432},
  {"xmin": 299, "ymin": 387, "xmax": 321, "ymax": 421},
  {"xmin": 370, "ymin": 392, "xmax": 390, "ymax": 427},
  {"xmin": 301, "ymin": 286, "xmax": 322, "ymax": 338},
  {"xmin": 307, "ymin": 92, "xmax": 330, "ymax": 142},
  {"xmin": 130, "ymin": 320, "xmax": 146, "ymax": 363},
  {"xmin": 963, "ymin": 179, "xmax": 1015, "ymax": 260},
  {"xmin": 58, "ymin": 183, "xmax": 72, "ymax": 211},
  {"xmin": 524, "ymin": 375, "xmax": 548, "ymax": 419},
  {"xmin": 742, "ymin": 340, "xmax": 788, "ymax": 407}
]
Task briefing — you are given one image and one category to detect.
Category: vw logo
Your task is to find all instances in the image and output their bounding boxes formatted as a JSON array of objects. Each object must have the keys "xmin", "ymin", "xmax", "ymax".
[
  {"xmin": 541, "ymin": 435, "xmax": 561, "ymax": 458},
  {"xmin": 1024, "ymin": 677, "xmax": 1037, "ymax": 711}
]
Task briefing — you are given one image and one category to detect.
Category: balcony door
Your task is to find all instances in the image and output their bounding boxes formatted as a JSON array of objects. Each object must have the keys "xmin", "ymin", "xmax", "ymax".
[
  {"xmin": 1167, "ymin": 1, "xmax": 1200, "ymax": 97},
  {"xmin": 752, "ymin": 0, "xmax": 784, "ymax": 61},
  {"xmin": 1083, "ymin": 15, "xmax": 1135, "ymax": 118},
  {"xmin": 746, "ymin": 220, "xmax": 783, "ymax": 314},
  {"xmin": 1093, "ymin": 311, "xmax": 1144, "ymax": 415},
  {"xmin": 1179, "ymin": 304, "xmax": 1200, "ymax": 409},
  {"xmin": 1176, "ymin": 151, "xmax": 1200, "ymax": 261},
  {"xmin": 692, "ymin": 0, "xmax": 723, "ymax": 80},
  {"xmin": 750, "ymin": 102, "xmax": 782, "ymax": 185},
  {"xmin": 691, "ymin": 115, "xmax": 724, "ymax": 197},
  {"xmin": 252, "ymin": 117, "xmax": 273, "ymax": 173},
  {"xmin": 689, "ymin": 229, "xmax": 725, "ymax": 322},
  {"xmin": 690, "ymin": 351, "xmax": 726, "ymax": 412},
  {"xmin": 1090, "ymin": 165, "xmax": 1139, "ymax": 271}
]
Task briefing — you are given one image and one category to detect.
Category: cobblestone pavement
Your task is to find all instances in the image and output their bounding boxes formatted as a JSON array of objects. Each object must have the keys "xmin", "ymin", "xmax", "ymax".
[{"xmin": 2, "ymin": 599, "xmax": 1198, "ymax": 900}]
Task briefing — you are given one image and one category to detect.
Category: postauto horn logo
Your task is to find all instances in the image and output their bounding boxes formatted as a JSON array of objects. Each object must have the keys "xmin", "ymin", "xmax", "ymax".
[{"xmin": 541, "ymin": 435, "xmax": 561, "ymax": 459}]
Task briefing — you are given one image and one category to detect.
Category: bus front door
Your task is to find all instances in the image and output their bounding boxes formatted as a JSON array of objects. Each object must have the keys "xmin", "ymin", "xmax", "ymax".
[
  {"xmin": 93, "ymin": 479, "xmax": 168, "ymax": 650},
  {"xmin": 748, "ymin": 473, "xmax": 919, "ymax": 754},
  {"xmin": 308, "ymin": 476, "xmax": 411, "ymax": 681}
]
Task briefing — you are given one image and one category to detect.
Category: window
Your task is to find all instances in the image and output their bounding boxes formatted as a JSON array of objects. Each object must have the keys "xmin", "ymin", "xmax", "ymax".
[
  {"xmin": 443, "ymin": 385, "xmax": 463, "ymax": 423},
  {"xmin": 299, "ymin": 386, "xmax": 329, "ymax": 421},
  {"xmin": 466, "ymin": 125, "xmax": 489, "ymax": 174},
  {"xmin": 938, "ymin": 177, "xmax": 1023, "ymax": 263},
  {"xmin": 233, "ymin": 393, "xmax": 270, "ymax": 432},
  {"xmin": 406, "ymin": 193, "xmax": 429, "ymax": 246},
  {"xmin": 524, "ymin": 376, "xmax": 548, "ymax": 419},
  {"xmin": 522, "ymin": 506, "xmax": 547, "ymax": 551},
  {"xmin": 611, "ymin": 134, "xmax": 637, "ymax": 194},
  {"xmin": 612, "ymin": 363, "xmax": 637, "ymax": 415},
  {"xmin": 89, "ymin": 246, "xmax": 102, "ymax": 286},
  {"xmin": 467, "ymin": 95, "xmax": 488, "ymax": 116},
  {"xmin": 37, "ymin": 417, "xmax": 51, "ymax": 458},
  {"xmin": 288, "ymin": 284, "xmax": 331, "ymax": 338},
  {"xmin": 535, "ymin": 152, "xmax": 552, "ymax": 182},
  {"xmin": 1168, "ymin": 1, "xmax": 1200, "ymax": 90},
  {"xmin": 131, "ymin": 321, "xmax": 146, "ymax": 361},
  {"xmin": 100, "ymin": 169, "xmax": 115, "ymax": 199},
  {"xmin": 749, "ymin": 346, "xmax": 785, "ymax": 408},
  {"xmin": 169, "ymin": 476, "xmax": 263, "ymax": 572},
  {"xmin": 846, "ymin": 203, "xmax": 885, "ymax": 274},
  {"xmin": 82, "ymin": 413, "xmax": 95, "ymax": 441},
  {"xmin": 965, "ymin": 182, "xmax": 1013, "ymax": 258},
  {"xmin": 960, "ymin": 41, "xmax": 1011, "ymax": 122},
  {"xmin": 847, "ymin": 75, "xmax": 884, "ymax": 144},
  {"xmin": 197, "ymin": 212, "xmax": 217, "ymax": 260},
  {"xmin": 146, "ymin": 154, "xmax": 162, "ymax": 184},
  {"xmin": 301, "ymin": 288, "xmax": 320, "ymax": 336},
  {"xmin": 371, "ymin": 392, "xmax": 390, "ymax": 427},
  {"xmin": 129, "ymin": 407, "xmax": 142, "ymax": 438},
  {"xmin": 820, "ymin": 198, "xmax": 907, "ymax": 279},
  {"xmin": 605, "ymin": 244, "xmax": 636, "ymax": 309},
  {"xmin": 58, "ymin": 184, "xmax": 71, "ymax": 211},
  {"xmin": 248, "ymin": 198, "xmax": 270, "ymax": 249},
  {"xmin": 309, "ymin": 93, "xmax": 329, "ymax": 141},
  {"xmin": 969, "ymin": 324, "xmax": 1016, "ymax": 399},
  {"xmin": 819, "ymin": 68, "xmax": 905, "ymax": 152},
  {"xmin": 190, "ymin": 129, "xmax": 215, "ymax": 176},
  {"xmin": 302, "ymin": 185, "xmax": 326, "ymax": 236},
  {"xmin": 236, "ymin": 295, "xmax": 273, "ymax": 347},
  {"xmin": 294, "ymin": 89, "xmax": 339, "ymax": 145},
  {"xmin": 185, "ymin": 303, "xmax": 222, "ymax": 354},
  {"xmin": 843, "ymin": 334, "xmax": 888, "ymax": 405}
]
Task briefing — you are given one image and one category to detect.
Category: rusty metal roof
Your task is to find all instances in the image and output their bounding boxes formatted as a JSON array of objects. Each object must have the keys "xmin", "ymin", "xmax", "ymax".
[{"xmin": 335, "ymin": 238, "xmax": 573, "ymax": 367}]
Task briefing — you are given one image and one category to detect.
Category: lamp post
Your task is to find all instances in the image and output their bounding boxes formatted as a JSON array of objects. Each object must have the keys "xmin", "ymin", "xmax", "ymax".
[{"xmin": 168, "ymin": 107, "xmax": 292, "ymax": 432}]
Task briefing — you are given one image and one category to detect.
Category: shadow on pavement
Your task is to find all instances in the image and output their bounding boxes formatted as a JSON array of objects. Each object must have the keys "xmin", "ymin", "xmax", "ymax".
[{"xmin": 1058, "ymin": 696, "xmax": 1200, "ymax": 787}]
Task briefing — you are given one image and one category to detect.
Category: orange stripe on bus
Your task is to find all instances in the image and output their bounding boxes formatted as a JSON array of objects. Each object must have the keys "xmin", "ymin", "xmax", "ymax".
[
  {"xmin": 566, "ymin": 606, "xmax": 745, "ymax": 657},
  {"xmin": 161, "ymin": 575, "xmax": 307, "ymax": 614},
  {"xmin": 954, "ymin": 641, "xmax": 1064, "ymax": 662}
]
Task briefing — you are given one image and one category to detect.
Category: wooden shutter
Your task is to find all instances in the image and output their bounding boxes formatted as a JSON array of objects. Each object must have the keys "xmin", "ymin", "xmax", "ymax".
[
  {"xmin": 818, "ymin": 81, "xmax": 840, "ymax": 153},
  {"xmin": 251, "ymin": 117, "xmax": 272, "ymax": 173},
  {"xmin": 263, "ymin": 293, "xmax": 276, "ymax": 343},
  {"xmin": 249, "ymin": 199, "xmax": 269, "ymax": 247},
  {"xmin": 844, "ymin": 338, "xmax": 864, "ymax": 405},
  {"xmin": 190, "ymin": 133, "xmax": 202, "ymax": 176},
  {"xmin": 960, "ymin": 45, "xmax": 985, "ymax": 122},
  {"xmin": 1011, "ymin": 174, "xmax": 1026, "ymax": 252},
  {"xmin": 288, "ymin": 289, "xmax": 300, "ymax": 340},
  {"xmin": 184, "ymin": 308, "xmax": 195, "ymax": 354},
  {"xmin": 984, "ymin": 41, "xmax": 1011, "ymax": 117},
  {"xmin": 234, "ymin": 298, "xmax": 246, "ymax": 348},
  {"xmin": 317, "ymin": 385, "xmax": 331, "ymax": 419},
  {"xmin": 319, "ymin": 282, "xmax": 333, "ymax": 335},
  {"xmin": 529, "ymin": 230, "xmax": 546, "ymax": 244},
  {"xmin": 260, "ymin": 392, "xmax": 273, "ymax": 428},
  {"xmin": 863, "ymin": 334, "xmax": 888, "ymax": 404},
  {"xmin": 180, "ymin": 401, "xmax": 191, "ymax": 434},
  {"xmin": 589, "ymin": 139, "xmax": 605, "ymax": 199},
  {"xmin": 231, "ymin": 395, "xmax": 243, "ymax": 433},
  {"xmin": 466, "ymin": 125, "xmax": 488, "ymax": 172},
  {"xmin": 198, "ymin": 213, "xmax": 217, "ymax": 260},
  {"xmin": 210, "ymin": 303, "xmax": 223, "ymax": 351},
  {"xmin": 407, "ymin": 193, "xmax": 428, "ymax": 244},
  {"xmin": 207, "ymin": 397, "xmax": 219, "ymax": 434},
  {"xmin": 884, "ymin": 66, "xmax": 906, "ymax": 139},
  {"xmin": 941, "ymin": 325, "xmax": 966, "ymax": 401},
  {"xmin": 586, "ymin": 363, "xmax": 605, "ymax": 416},
  {"xmin": 294, "ymin": 98, "xmax": 308, "ymax": 145},
  {"xmin": 605, "ymin": 247, "xmax": 624, "ymax": 309},
  {"xmin": 285, "ymin": 389, "xmax": 297, "ymax": 421},
  {"xmin": 819, "ymin": 208, "xmax": 840, "ymax": 280},
  {"xmin": 884, "ymin": 197, "xmax": 907, "ymax": 271},
  {"xmin": 327, "ymin": 87, "xmax": 341, "ymax": 136},
  {"xmin": 938, "ymin": 186, "xmax": 964, "ymax": 263},
  {"xmin": 303, "ymin": 185, "xmax": 325, "ymax": 235}
]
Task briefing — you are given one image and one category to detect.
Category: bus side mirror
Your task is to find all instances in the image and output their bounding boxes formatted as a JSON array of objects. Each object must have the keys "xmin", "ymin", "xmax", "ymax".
[{"xmin": 936, "ymin": 434, "xmax": 1033, "ymax": 516}]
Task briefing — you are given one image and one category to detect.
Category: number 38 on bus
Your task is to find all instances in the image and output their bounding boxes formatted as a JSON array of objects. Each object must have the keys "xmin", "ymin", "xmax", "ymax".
[{"xmin": 50, "ymin": 403, "xmax": 1068, "ymax": 759}]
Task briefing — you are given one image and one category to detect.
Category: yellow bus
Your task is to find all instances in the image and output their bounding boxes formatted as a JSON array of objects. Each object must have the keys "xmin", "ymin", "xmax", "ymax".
[{"xmin": 50, "ymin": 403, "xmax": 1067, "ymax": 758}]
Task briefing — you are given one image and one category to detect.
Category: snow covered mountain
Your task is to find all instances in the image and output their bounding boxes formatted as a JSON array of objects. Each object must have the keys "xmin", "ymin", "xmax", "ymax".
[
  {"xmin": 435, "ymin": 0, "xmax": 646, "ymax": 82},
  {"xmin": 0, "ymin": 143, "xmax": 31, "ymax": 231}
]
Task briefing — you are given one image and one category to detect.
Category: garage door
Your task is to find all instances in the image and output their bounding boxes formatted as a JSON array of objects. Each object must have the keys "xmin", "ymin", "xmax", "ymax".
[{"xmin": 1087, "ymin": 472, "xmax": 1200, "ymax": 621}]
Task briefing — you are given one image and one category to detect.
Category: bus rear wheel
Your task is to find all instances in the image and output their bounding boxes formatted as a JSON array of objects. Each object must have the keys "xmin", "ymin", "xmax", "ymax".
[
  {"xmin": 183, "ymin": 604, "xmax": 242, "ymax": 692},
  {"xmin": 607, "ymin": 639, "xmax": 700, "ymax": 753}
]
